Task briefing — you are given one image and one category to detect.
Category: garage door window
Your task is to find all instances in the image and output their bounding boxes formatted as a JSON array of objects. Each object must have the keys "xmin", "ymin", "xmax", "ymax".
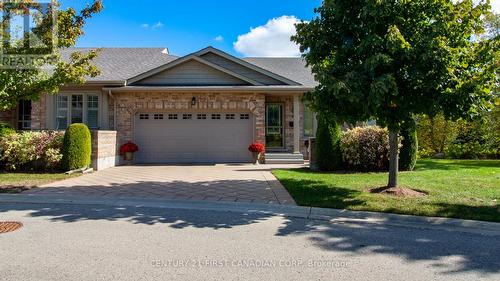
[
  {"xmin": 197, "ymin": 114, "xmax": 207, "ymax": 120},
  {"xmin": 211, "ymin": 114, "xmax": 221, "ymax": 120},
  {"xmin": 225, "ymin": 114, "xmax": 235, "ymax": 120},
  {"xmin": 154, "ymin": 114, "xmax": 164, "ymax": 120},
  {"xmin": 168, "ymin": 114, "xmax": 178, "ymax": 120},
  {"xmin": 183, "ymin": 114, "xmax": 192, "ymax": 120},
  {"xmin": 139, "ymin": 114, "xmax": 149, "ymax": 120},
  {"xmin": 240, "ymin": 113, "xmax": 250, "ymax": 120}
]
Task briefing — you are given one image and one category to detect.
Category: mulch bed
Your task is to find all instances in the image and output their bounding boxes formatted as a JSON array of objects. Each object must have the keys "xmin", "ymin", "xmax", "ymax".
[{"xmin": 369, "ymin": 186, "xmax": 428, "ymax": 197}]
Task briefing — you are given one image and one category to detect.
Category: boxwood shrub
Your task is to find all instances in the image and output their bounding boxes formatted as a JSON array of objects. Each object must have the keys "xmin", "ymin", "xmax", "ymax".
[{"xmin": 61, "ymin": 123, "xmax": 92, "ymax": 171}]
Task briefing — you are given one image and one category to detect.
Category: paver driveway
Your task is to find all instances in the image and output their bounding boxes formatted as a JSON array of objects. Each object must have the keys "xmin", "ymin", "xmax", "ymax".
[{"xmin": 24, "ymin": 164, "xmax": 299, "ymax": 205}]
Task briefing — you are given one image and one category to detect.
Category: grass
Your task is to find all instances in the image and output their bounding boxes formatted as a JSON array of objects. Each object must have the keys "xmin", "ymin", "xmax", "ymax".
[
  {"xmin": 273, "ymin": 159, "xmax": 500, "ymax": 222},
  {"xmin": 0, "ymin": 172, "xmax": 74, "ymax": 193}
]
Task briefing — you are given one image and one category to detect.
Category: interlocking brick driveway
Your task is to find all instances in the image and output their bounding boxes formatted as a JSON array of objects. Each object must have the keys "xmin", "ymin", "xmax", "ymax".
[{"xmin": 25, "ymin": 164, "xmax": 300, "ymax": 205}]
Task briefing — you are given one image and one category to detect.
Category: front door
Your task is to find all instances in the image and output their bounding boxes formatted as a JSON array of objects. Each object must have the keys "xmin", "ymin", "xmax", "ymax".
[{"xmin": 265, "ymin": 104, "xmax": 284, "ymax": 149}]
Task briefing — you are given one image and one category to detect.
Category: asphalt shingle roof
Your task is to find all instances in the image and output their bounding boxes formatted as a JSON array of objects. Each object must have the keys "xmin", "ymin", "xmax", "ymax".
[
  {"xmin": 60, "ymin": 48, "xmax": 178, "ymax": 82},
  {"xmin": 61, "ymin": 48, "xmax": 317, "ymax": 87},
  {"xmin": 242, "ymin": 57, "xmax": 318, "ymax": 87}
]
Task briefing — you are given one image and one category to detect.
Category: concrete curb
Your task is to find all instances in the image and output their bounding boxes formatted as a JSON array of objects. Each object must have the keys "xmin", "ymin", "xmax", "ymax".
[{"xmin": 1, "ymin": 194, "xmax": 499, "ymax": 236}]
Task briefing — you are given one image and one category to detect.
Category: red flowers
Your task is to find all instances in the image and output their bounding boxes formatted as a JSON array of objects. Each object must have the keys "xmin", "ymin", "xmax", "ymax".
[
  {"xmin": 248, "ymin": 143, "xmax": 265, "ymax": 153},
  {"xmin": 120, "ymin": 141, "xmax": 139, "ymax": 155}
]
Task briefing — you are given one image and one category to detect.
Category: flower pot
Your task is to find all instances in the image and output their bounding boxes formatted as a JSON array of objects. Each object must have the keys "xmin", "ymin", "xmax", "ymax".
[
  {"xmin": 124, "ymin": 152, "xmax": 134, "ymax": 161},
  {"xmin": 252, "ymin": 152, "xmax": 261, "ymax": 165}
]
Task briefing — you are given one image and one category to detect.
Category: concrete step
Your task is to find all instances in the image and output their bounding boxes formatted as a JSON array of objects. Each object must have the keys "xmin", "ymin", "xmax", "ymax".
[
  {"xmin": 266, "ymin": 153, "xmax": 304, "ymax": 159},
  {"xmin": 265, "ymin": 153, "xmax": 304, "ymax": 164},
  {"xmin": 265, "ymin": 159, "xmax": 305, "ymax": 164}
]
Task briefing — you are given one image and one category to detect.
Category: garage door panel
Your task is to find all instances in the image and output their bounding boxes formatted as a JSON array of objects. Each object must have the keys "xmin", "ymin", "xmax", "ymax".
[{"xmin": 134, "ymin": 112, "xmax": 253, "ymax": 163}]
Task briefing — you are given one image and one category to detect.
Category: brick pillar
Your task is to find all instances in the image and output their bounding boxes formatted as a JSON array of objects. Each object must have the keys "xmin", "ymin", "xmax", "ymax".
[
  {"xmin": 31, "ymin": 95, "xmax": 46, "ymax": 130},
  {"xmin": 253, "ymin": 93, "xmax": 266, "ymax": 144}
]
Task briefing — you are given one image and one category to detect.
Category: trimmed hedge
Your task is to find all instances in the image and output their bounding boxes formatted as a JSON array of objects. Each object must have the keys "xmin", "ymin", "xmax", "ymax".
[
  {"xmin": 315, "ymin": 115, "xmax": 343, "ymax": 171},
  {"xmin": 0, "ymin": 123, "xmax": 15, "ymax": 138},
  {"xmin": 400, "ymin": 120, "xmax": 418, "ymax": 171},
  {"xmin": 61, "ymin": 123, "xmax": 92, "ymax": 170}
]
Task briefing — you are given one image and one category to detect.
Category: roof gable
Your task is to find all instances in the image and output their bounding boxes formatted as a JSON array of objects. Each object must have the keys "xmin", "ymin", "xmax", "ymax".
[
  {"xmin": 133, "ymin": 59, "xmax": 253, "ymax": 86},
  {"xmin": 128, "ymin": 47, "xmax": 301, "ymax": 86}
]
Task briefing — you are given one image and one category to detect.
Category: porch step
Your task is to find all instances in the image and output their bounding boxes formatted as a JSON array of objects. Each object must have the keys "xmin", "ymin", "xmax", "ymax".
[{"xmin": 265, "ymin": 153, "xmax": 304, "ymax": 164}]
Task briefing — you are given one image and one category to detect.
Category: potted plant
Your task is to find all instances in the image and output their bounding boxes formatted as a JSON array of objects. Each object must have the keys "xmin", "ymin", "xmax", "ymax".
[
  {"xmin": 120, "ymin": 141, "xmax": 139, "ymax": 161},
  {"xmin": 248, "ymin": 143, "xmax": 265, "ymax": 165}
]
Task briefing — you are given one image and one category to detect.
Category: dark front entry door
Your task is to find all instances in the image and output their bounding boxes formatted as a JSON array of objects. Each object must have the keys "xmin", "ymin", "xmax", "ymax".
[{"xmin": 265, "ymin": 104, "xmax": 284, "ymax": 149}]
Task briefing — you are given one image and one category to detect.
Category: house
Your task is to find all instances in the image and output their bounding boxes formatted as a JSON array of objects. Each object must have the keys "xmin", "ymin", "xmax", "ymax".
[{"xmin": 0, "ymin": 46, "xmax": 318, "ymax": 168}]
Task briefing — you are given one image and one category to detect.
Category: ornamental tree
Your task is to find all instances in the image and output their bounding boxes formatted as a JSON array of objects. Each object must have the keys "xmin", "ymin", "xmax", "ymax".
[
  {"xmin": 293, "ymin": 0, "xmax": 498, "ymax": 188},
  {"xmin": 0, "ymin": 0, "xmax": 103, "ymax": 110}
]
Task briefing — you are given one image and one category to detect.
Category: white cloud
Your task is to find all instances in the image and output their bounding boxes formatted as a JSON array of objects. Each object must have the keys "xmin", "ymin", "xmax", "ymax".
[
  {"xmin": 214, "ymin": 35, "xmax": 224, "ymax": 42},
  {"xmin": 153, "ymin": 21, "xmax": 164, "ymax": 29},
  {"xmin": 234, "ymin": 15, "xmax": 303, "ymax": 57},
  {"xmin": 140, "ymin": 23, "xmax": 149, "ymax": 28}
]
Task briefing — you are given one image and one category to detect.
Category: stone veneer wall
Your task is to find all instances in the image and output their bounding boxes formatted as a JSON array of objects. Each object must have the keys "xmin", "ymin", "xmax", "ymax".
[
  {"xmin": 109, "ymin": 92, "xmax": 266, "ymax": 148},
  {"xmin": 91, "ymin": 130, "xmax": 118, "ymax": 171}
]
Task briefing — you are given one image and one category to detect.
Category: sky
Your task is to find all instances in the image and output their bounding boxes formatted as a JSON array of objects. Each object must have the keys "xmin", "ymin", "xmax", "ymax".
[
  {"xmin": 59, "ymin": 0, "xmax": 499, "ymax": 57},
  {"xmin": 60, "ymin": 0, "xmax": 322, "ymax": 57}
]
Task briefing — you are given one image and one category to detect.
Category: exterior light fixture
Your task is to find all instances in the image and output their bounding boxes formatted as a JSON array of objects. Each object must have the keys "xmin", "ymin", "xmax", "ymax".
[{"xmin": 191, "ymin": 97, "xmax": 196, "ymax": 106}]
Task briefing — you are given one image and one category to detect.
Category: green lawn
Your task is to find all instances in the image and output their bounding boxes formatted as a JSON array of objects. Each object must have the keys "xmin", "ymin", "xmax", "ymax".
[
  {"xmin": 0, "ymin": 172, "xmax": 74, "ymax": 193},
  {"xmin": 273, "ymin": 159, "xmax": 500, "ymax": 222}
]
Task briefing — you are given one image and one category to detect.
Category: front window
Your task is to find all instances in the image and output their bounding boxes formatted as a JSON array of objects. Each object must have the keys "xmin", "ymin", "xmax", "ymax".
[
  {"xmin": 303, "ymin": 106, "xmax": 315, "ymax": 137},
  {"xmin": 56, "ymin": 94, "xmax": 99, "ymax": 130},
  {"xmin": 18, "ymin": 100, "xmax": 31, "ymax": 130}
]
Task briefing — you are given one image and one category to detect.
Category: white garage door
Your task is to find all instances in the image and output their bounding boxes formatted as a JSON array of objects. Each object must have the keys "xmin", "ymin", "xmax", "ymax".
[{"xmin": 134, "ymin": 112, "xmax": 254, "ymax": 163}]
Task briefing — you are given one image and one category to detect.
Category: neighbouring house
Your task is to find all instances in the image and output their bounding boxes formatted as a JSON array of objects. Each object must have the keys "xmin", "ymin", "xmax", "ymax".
[{"xmin": 0, "ymin": 46, "xmax": 318, "ymax": 169}]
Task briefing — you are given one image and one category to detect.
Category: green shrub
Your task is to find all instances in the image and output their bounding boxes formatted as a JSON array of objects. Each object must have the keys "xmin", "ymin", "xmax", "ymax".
[
  {"xmin": 417, "ymin": 112, "xmax": 499, "ymax": 159},
  {"xmin": 315, "ymin": 115, "xmax": 343, "ymax": 171},
  {"xmin": 400, "ymin": 120, "xmax": 418, "ymax": 171},
  {"xmin": 0, "ymin": 131, "xmax": 64, "ymax": 171},
  {"xmin": 61, "ymin": 123, "xmax": 92, "ymax": 170},
  {"xmin": 340, "ymin": 126, "xmax": 390, "ymax": 171},
  {"xmin": 417, "ymin": 114, "xmax": 459, "ymax": 157},
  {"xmin": 0, "ymin": 123, "xmax": 15, "ymax": 138}
]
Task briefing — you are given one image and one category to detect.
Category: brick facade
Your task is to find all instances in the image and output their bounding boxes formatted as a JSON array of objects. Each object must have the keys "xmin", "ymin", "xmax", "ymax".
[
  {"xmin": 109, "ymin": 92, "xmax": 267, "ymax": 148},
  {"xmin": 31, "ymin": 95, "xmax": 46, "ymax": 130},
  {"xmin": 0, "ymin": 109, "xmax": 15, "ymax": 127}
]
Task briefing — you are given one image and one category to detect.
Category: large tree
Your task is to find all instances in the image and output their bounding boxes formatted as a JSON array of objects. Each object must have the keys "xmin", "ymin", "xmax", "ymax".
[
  {"xmin": 293, "ymin": 0, "xmax": 498, "ymax": 188},
  {"xmin": 0, "ymin": 0, "xmax": 103, "ymax": 110}
]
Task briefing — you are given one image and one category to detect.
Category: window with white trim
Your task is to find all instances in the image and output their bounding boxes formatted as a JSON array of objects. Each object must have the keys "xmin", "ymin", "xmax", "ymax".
[{"xmin": 55, "ymin": 94, "xmax": 99, "ymax": 130}]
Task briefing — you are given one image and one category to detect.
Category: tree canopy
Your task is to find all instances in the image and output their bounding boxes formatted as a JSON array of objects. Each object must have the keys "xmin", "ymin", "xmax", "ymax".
[
  {"xmin": 0, "ymin": 0, "xmax": 103, "ymax": 110},
  {"xmin": 293, "ymin": 0, "xmax": 498, "ymax": 187}
]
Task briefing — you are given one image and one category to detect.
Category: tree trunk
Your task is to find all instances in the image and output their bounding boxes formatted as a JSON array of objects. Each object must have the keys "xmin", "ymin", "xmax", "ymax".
[{"xmin": 388, "ymin": 129, "xmax": 400, "ymax": 188}]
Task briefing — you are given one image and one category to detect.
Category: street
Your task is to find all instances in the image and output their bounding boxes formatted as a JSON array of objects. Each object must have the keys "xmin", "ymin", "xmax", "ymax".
[{"xmin": 1, "ymin": 202, "xmax": 499, "ymax": 281}]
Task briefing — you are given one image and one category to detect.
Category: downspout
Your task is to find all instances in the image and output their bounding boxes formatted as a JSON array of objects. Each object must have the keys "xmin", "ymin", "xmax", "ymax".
[{"xmin": 108, "ymin": 90, "xmax": 117, "ymax": 130}]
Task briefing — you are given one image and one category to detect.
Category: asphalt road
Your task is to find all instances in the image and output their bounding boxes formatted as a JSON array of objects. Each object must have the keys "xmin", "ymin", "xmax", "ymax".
[{"xmin": 1, "ymin": 202, "xmax": 499, "ymax": 281}]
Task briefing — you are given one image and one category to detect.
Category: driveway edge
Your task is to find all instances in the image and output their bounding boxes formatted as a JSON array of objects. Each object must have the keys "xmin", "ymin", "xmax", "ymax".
[{"xmin": 0, "ymin": 194, "xmax": 499, "ymax": 236}]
